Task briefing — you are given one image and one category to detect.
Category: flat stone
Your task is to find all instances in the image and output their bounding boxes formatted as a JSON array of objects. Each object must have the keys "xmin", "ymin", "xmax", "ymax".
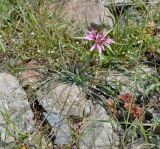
[
  {"xmin": 19, "ymin": 60, "xmax": 44, "ymax": 88},
  {"xmin": 101, "ymin": 0, "xmax": 132, "ymax": 7},
  {"xmin": 44, "ymin": 112, "xmax": 72, "ymax": 145},
  {"xmin": 20, "ymin": 70, "xmax": 42, "ymax": 87},
  {"xmin": 0, "ymin": 73, "xmax": 35, "ymax": 145},
  {"xmin": 96, "ymin": 65, "xmax": 156, "ymax": 93},
  {"xmin": 149, "ymin": 0, "xmax": 160, "ymax": 5},
  {"xmin": 126, "ymin": 138, "xmax": 155, "ymax": 149},
  {"xmin": 83, "ymin": 100, "xmax": 92, "ymax": 117},
  {"xmin": 48, "ymin": 0, "xmax": 114, "ymax": 30},
  {"xmin": 38, "ymin": 83, "xmax": 88, "ymax": 118},
  {"xmin": 79, "ymin": 105, "xmax": 119, "ymax": 149}
]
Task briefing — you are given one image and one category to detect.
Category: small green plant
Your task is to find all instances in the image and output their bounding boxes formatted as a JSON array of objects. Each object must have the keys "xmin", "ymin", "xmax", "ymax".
[{"xmin": 0, "ymin": 0, "xmax": 13, "ymax": 21}]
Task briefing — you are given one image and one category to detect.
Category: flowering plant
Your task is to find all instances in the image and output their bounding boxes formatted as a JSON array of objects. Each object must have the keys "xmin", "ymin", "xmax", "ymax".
[{"xmin": 84, "ymin": 30, "xmax": 115, "ymax": 60}]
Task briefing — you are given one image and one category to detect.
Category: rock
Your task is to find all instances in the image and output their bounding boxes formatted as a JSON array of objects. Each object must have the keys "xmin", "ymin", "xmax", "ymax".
[
  {"xmin": 126, "ymin": 138, "xmax": 155, "ymax": 149},
  {"xmin": 102, "ymin": 0, "xmax": 134, "ymax": 17},
  {"xmin": 106, "ymin": 70, "xmax": 131, "ymax": 93},
  {"xmin": 21, "ymin": 70, "xmax": 42, "ymax": 87},
  {"xmin": 48, "ymin": 0, "xmax": 114, "ymax": 30},
  {"xmin": 79, "ymin": 105, "xmax": 119, "ymax": 149},
  {"xmin": 83, "ymin": 100, "xmax": 92, "ymax": 117},
  {"xmin": 149, "ymin": 0, "xmax": 160, "ymax": 12},
  {"xmin": 96, "ymin": 65, "xmax": 156, "ymax": 93},
  {"xmin": 0, "ymin": 73, "xmax": 35, "ymax": 145},
  {"xmin": 101, "ymin": 0, "xmax": 132, "ymax": 7},
  {"xmin": 20, "ymin": 60, "xmax": 44, "ymax": 88},
  {"xmin": 44, "ymin": 112, "xmax": 72, "ymax": 145},
  {"xmin": 149, "ymin": 0, "xmax": 160, "ymax": 5},
  {"xmin": 38, "ymin": 83, "xmax": 88, "ymax": 118}
]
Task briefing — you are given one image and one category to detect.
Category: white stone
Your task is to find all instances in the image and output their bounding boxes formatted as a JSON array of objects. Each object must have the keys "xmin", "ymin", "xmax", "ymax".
[
  {"xmin": 102, "ymin": 0, "xmax": 131, "ymax": 6},
  {"xmin": 0, "ymin": 73, "xmax": 35, "ymax": 144},
  {"xmin": 38, "ymin": 83, "xmax": 87, "ymax": 118},
  {"xmin": 79, "ymin": 105, "xmax": 119, "ymax": 149}
]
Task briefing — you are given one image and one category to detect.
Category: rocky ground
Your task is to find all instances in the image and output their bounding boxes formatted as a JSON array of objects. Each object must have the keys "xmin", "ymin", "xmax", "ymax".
[{"xmin": 0, "ymin": 0, "xmax": 160, "ymax": 149}]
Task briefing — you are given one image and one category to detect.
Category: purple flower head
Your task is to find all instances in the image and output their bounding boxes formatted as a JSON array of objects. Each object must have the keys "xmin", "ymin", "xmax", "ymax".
[{"xmin": 84, "ymin": 30, "xmax": 114, "ymax": 59}]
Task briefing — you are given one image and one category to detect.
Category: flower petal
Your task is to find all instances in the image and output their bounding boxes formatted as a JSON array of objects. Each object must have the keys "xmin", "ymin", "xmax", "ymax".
[
  {"xmin": 105, "ymin": 38, "xmax": 115, "ymax": 45},
  {"xmin": 101, "ymin": 32, "xmax": 107, "ymax": 39},
  {"xmin": 84, "ymin": 36, "xmax": 95, "ymax": 41},
  {"xmin": 84, "ymin": 30, "xmax": 97, "ymax": 40},
  {"xmin": 90, "ymin": 44, "xmax": 96, "ymax": 52},
  {"xmin": 101, "ymin": 45, "xmax": 105, "ymax": 51}
]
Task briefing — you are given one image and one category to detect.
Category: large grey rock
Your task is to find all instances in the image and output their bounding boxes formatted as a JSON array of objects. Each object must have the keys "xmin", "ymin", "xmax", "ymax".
[
  {"xmin": 38, "ymin": 83, "xmax": 90, "ymax": 118},
  {"xmin": 44, "ymin": 112, "xmax": 72, "ymax": 145},
  {"xmin": 0, "ymin": 73, "xmax": 35, "ymax": 144},
  {"xmin": 79, "ymin": 105, "xmax": 119, "ymax": 149},
  {"xmin": 29, "ymin": 112, "xmax": 72, "ymax": 147},
  {"xmin": 49, "ymin": 0, "xmax": 114, "ymax": 30}
]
